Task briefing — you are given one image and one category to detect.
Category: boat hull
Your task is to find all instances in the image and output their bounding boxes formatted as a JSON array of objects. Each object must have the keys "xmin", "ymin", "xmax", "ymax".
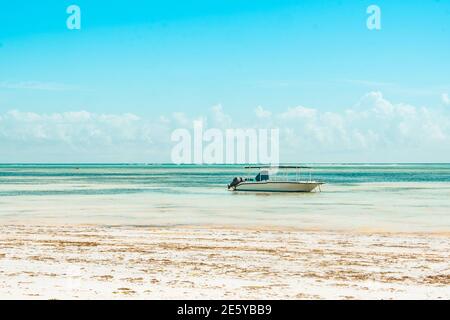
[{"xmin": 233, "ymin": 181, "xmax": 322, "ymax": 192}]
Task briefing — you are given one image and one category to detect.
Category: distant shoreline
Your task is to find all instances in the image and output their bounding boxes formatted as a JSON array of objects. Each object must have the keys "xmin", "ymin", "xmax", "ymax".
[{"xmin": 1, "ymin": 162, "xmax": 450, "ymax": 165}]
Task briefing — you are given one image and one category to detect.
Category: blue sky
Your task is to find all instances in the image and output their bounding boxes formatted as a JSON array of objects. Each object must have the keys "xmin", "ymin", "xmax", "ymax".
[{"xmin": 0, "ymin": 0, "xmax": 450, "ymax": 162}]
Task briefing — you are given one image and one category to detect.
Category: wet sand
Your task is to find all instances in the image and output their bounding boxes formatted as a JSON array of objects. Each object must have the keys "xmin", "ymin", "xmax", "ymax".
[{"xmin": 0, "ymin": 224, "xmax": 448, "ymax": 299}]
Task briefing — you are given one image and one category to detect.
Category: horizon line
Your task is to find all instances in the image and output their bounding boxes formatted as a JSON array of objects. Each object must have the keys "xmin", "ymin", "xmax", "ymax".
[{"xmin": 1, "ymin": 162, "xmax": 450, "ymax": 165}]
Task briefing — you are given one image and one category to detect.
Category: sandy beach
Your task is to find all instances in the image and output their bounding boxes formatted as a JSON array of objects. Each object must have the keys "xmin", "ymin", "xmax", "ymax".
[{"xmin": 0, "ymin": 224, "xmax": 448, "ymax": 299}]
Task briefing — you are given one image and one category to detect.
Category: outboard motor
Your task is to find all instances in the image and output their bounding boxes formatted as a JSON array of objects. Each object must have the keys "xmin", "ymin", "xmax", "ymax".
[{"xmin": 228, "ymin": 177, "xmax": 244, "ymax": 190}]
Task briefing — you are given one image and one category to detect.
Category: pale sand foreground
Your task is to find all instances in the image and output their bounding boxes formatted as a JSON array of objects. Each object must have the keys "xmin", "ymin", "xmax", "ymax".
[{"xmin": 0, "ymin": 225, "xmax": 449, "ymax": 299}]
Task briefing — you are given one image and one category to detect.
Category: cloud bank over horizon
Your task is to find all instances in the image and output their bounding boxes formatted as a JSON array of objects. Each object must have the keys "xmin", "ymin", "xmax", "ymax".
[{"xmin": 1, "ymin": 92, "xmax": 449, "ymax": 163}]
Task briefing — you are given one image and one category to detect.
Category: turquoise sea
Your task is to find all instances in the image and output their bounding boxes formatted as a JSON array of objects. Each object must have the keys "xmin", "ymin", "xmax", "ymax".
[{"xmin": 0, "ymin": 164, "xmax": 449, "ymax": 232}]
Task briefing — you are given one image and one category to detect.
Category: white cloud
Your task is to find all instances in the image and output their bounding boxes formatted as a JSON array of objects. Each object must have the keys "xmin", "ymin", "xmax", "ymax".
[
  {"xmin": 1, "ymin": 92, "xmax": 449, "ymax": 162},
  {"xmin": 272, "ymin": 92, "xmax": 450, "ymax": 160},
  {"xmin": 158, "ymin": 115, "xmax": 170, "ymax": 124},
  {"xmin": 278, "ymin": 105, "xmax": 317, "ymax": 120},
  {"xmin": 172, "ymin": 112, "xmax": 189, "ymax": 126},
  {"xmin": 0, "ymin": 81, "xmax": 77, "ymax": 91},
  {"xmin": 210, "ymin": 104, "xmax": 232, "ymax": 127},
  {"xmin": 254, "ymin": 106, "xmax": 272, "ymax": 118},
  {"xmin": 442, "ymin": 93, "xmax": 450, "ymax": 105},
  {"xmin": 341, "ymin": 79, "xmax": 395, "ymax": 87},
  {"xmin": 0, "ymin": 110, "xmax": 178, "ymax": 162},
  {"xmin": 0, "ymin": 110, "xmax": 148, "ymax": 145}
]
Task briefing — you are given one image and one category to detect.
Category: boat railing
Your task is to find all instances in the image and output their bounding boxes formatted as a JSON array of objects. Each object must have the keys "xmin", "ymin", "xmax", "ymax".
[{"xmin": 245, "ymin": 167, "xmax": 319, "ymax": 183}]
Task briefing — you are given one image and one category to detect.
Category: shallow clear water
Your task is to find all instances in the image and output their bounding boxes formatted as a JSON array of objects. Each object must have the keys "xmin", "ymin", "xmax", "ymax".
[
  {"xmin": 0, "ymin": 164, "xmax": 449, "ymax": 232},
  {"xmin": 1, "ymin": 163, "xmax": 450, "ymax": 196}
]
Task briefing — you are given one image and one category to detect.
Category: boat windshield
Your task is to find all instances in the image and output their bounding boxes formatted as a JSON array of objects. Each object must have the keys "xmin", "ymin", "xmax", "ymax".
[{"xmin": 255, "ymin": 170, "xmax": 269, "ymax": 181}]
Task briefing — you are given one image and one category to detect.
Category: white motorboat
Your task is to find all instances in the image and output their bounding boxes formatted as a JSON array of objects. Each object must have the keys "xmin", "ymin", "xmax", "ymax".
[{"xmin": 228, "ymin": 165, "xmax": 323, "ymax": 193}]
